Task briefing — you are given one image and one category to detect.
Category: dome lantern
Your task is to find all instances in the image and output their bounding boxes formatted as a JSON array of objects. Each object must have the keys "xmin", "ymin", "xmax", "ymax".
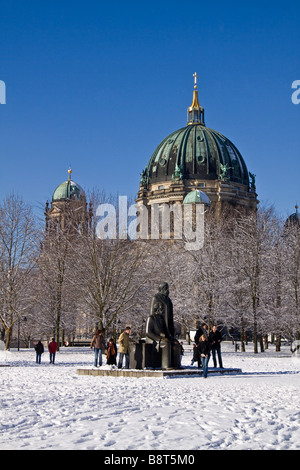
[{"xmin": 187, "ymin": 72, "xmax": 205, "ymax": 126}]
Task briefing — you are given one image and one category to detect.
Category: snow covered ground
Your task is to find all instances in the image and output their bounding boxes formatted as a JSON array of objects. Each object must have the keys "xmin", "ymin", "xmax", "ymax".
[{"xmin": 1, "ymin": 342, "xmax": 300, "ymax": 450}]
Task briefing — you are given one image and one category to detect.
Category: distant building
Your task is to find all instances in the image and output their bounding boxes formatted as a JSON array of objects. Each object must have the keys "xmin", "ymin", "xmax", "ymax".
[{"xmin": 45, "ymin": 168, "xmax": 92, "ymax": 235}]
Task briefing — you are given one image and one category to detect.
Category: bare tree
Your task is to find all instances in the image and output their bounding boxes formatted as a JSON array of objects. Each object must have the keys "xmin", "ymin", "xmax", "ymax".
[
  {"xmin": 0, "ymin": 195, "xmax": 37, "ymax": 349},
  {"xmin": 72, "ymin": 199, "xmax": 153, "ymax": 335},
  {"xmin": 36, "ymin": 202, "xmax": 83, "ymax": 348},
  {"xmin": 280, "ymin": 221, "xmax": 300, "ymax": 342}
]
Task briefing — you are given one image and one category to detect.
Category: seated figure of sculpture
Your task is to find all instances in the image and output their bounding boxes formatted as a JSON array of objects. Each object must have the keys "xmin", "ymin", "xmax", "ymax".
[{"xmin": 145, "ymin": 282, "xmax": 180, "ymax": 369}]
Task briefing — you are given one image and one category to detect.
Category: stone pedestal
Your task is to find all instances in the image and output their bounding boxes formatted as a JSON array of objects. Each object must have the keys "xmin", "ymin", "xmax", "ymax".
[
  {"xmin": 130, "ymin": 340, "xmax": 181, "ymax": 370},
  {"xmin": 77, "ymin": 367, "xmax": 243, "ymax": 378}
]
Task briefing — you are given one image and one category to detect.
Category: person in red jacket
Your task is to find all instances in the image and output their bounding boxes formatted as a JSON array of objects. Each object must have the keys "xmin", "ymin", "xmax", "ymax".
[{"xmin": 49, "ymin": 338, "xmax": 58, "ymax": 364}]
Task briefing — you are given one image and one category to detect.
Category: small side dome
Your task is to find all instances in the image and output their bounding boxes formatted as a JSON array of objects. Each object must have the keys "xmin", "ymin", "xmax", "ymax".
[
  {"xmin": 183, "ymin": 187, "xmax": 211, "ymax": 205},
  {"xmin": 52, "ymin": 168, "xmax": 86, "ymax": 202},
  {"xmin": 285, "ymin": 204, "xmax": 300, "ymax": 228}
]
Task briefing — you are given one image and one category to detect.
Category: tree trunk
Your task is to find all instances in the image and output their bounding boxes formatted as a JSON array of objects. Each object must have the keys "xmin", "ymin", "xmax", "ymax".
[
  {"xmin": 253, "ymin": 324, "xmax": 258, "ymax": 354},
  {"xmin": 275, "ymin": 334, "xmax": 281, "ymax": 352},
  {"xmin": 259, "ymin": 335, "xmax": 264, "ymax": 352},
  {"xmin": 5, "ymin": 326, "xmax": 13, "ymax": 350},
  {"xmin": 240, "ymin": 326, "xmax": 245, "ymax": 352}
]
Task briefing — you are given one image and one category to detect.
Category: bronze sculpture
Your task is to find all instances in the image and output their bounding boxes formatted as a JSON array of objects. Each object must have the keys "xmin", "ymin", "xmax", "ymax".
[{"xmin": 145, "ymin": 282, "xmax": 180, "ymax": 369}]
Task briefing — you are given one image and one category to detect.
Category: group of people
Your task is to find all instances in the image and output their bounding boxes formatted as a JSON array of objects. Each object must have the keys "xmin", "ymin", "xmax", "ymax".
[
  {"xmin": 191, "ymin": 324, "xmax": 223, "ymax": 378},
  {"xmin": 34, "ymin": 324, "xmax": 222, "ymax": 376},
  {"xmin": 33, "ymin": 327, "xmax": 131, "ymax": 369},
  {"xmin": 90, "ymin": 326, "xmax": 131, "ymax": 369},
  {"xmin": 34, "ymin": 338, "xmax": 58, "ymax": 364},
  {"xmin": 91, "ymin": 324, "xmax": 223, "ymax": 376}
]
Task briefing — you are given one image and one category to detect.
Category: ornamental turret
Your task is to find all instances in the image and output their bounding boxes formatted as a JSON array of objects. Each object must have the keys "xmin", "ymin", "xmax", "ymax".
[{"xmin": 187, "ymin": 72, "xmax": 205, "ymax": 125}]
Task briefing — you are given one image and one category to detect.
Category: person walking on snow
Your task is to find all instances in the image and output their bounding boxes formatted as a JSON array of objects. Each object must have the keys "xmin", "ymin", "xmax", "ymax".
[
  {"xmin": 49, "ymin": 338, "xmax": 58, "ymax": 364},
  {"xmin": 35, "ymin": 340, "xmax": 44, "ymax": 364}
]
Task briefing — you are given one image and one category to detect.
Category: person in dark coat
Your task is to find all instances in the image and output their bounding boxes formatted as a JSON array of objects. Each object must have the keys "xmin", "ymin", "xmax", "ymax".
[
  {"xmin": 209, "ymin": 325, "xmax": 223, "ymax": 368},
  {"xmin": 194, "ymin": 323, "xmax": 208, "ymax": 345},
  {"xmin": 35, "ymin": 341, "xmax": 44, "ymax": 364},
  {"xmin": 191, "ymin": 343, "xmax": 202, "ymax": 368},
  {"xmin": 198, "ymin": 334, "xmax": 211, "ymax": 378},
  {"xmin": 106, "ymin": 338, "xmax": 117, "ymax": 366}
]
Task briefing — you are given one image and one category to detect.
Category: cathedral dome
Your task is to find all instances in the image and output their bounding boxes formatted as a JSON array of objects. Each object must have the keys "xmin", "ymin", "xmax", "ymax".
[
  {"xmin": 52, "ymin": 169, "xmax": 86, "ymax": 202},
  {"xmin": 142, "ymin": 73, "xmax": 249, "ymax": 188},
  {"xmin": 137, "ymin": 74, "xmax": 257, "ymax": 213},
  {"xmin": 144, "ymin": 124, "xmax": 249, "ymax": 187}
]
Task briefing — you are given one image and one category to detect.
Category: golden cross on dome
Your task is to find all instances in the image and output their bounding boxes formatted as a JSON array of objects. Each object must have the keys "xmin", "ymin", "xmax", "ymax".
[{"xmin": 193, "ymin": 72, "xmax": 198, "ymax": 89}]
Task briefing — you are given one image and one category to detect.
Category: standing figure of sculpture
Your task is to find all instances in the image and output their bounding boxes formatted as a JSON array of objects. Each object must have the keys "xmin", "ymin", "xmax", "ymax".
[{"xmin": 145, "ymin": 282, "xmax": 180, "ymax": 369}]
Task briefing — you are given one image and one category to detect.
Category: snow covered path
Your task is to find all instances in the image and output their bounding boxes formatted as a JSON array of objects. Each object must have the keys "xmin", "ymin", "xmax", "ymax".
[{"xmin": 1, "ymin": 343, "xmax": 300, "ymax": 450}]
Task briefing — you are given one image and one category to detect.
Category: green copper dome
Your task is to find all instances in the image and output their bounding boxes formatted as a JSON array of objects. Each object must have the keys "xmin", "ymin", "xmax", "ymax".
[
  {"xmin": 285, "ymin": 205, "xmax": 300, "ymax": 228},
  {"xmin": 52, "ymin": 171, "xmax": 86, "ymax": 202},
  {"xmin": 141, "ymin": 74, "xmax": 250, "ymax": 189},
  {"xmin": 143, "ymin": 124, "xmax": 250, "ymax": 187},
  {"xmin": 183, "ymin": 188, "xmax": 211, "ymax": 205}
]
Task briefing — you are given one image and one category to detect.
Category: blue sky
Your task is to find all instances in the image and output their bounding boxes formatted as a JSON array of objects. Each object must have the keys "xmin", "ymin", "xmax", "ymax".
[{"xmin": 1, "ymin": 0, "xmax": 300, "ymax": 220}]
